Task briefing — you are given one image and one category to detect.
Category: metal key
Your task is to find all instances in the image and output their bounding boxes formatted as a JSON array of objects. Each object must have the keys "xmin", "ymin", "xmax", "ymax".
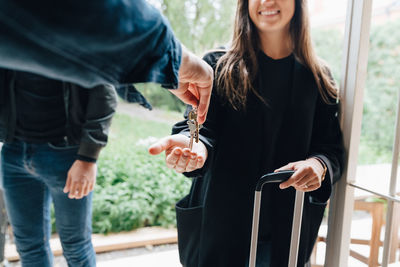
[
  {"xmin": 187, "ymin": 119, "xmax": 196, "ymax": 150},
  {"xmin": 187, "ymin": 108, "xmax": 202, "ymax": 150}
]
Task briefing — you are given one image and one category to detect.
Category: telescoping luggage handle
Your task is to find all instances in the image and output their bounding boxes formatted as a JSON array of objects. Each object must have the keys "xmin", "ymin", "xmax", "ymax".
[{"xmin": 249, "ymin": 170, "xmax": 305, "ymax": 267}]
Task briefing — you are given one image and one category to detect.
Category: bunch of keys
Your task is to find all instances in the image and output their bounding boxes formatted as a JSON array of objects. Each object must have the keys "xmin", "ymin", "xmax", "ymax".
[{"xmin": 187, "ymin": 107, "xmax": 202, "ymax": 151}]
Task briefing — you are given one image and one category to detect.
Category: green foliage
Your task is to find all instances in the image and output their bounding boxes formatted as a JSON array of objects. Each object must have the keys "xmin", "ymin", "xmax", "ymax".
[
  {"xmin": 312, "ymin": 20, "xmax": 400, "ymax": 164},
  {"xmin": 157, "ymin": 0, "xmax": 236, "ymax": 54},
  {"xmin": 92, "ymin": 114, "xmax": 190, "ymax": 234},
  {"xmin": 361, "ymin": 19, "xmax": 400, "ymax": 164},
  {"xmin": 311, "ymin": 28, "xmax": 343, "ymax": 83}
]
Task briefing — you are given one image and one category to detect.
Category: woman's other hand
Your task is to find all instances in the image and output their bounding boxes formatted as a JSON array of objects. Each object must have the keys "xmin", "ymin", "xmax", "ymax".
[
  {"xmin": 275, "ymin": 158, "xmax": 326, "ymax": 192},
  {"xmin": 148, "ymin": 134, "xmax": 208, "ymax": 173}
]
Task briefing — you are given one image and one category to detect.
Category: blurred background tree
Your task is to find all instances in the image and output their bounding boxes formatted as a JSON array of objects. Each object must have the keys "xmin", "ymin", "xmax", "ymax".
[
  {"xmin": 313, "ymin": 20, "xmax": 400, "ymax": 164},
  {"xmin": 137, "ymin": 0, "xmax": 236, "ymax": 112}
]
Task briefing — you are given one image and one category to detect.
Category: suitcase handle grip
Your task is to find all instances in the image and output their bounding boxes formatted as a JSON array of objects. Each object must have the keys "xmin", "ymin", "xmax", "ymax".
[{"xmin": 255, "ymin": 170, "xmax": 295, "ymax": 191}]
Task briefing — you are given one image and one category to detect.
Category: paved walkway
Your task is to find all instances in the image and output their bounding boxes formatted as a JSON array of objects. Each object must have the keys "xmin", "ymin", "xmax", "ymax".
[
  {"xmin": 4, "ymin": 206, "xmax": 399, "ymax": 266},
  {"xmin": 7, "ymin": 244, "xmax": 181, "ymax": 267},
  {"xmin": 98, "ymin": 249, "xmax": 180, "ymax": 267}
]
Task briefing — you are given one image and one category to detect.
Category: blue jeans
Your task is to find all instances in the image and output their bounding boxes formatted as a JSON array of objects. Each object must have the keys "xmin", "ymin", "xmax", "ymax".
[{"xmin": 0, "ymin": 140, "xmax": 95, "ymax": 267}]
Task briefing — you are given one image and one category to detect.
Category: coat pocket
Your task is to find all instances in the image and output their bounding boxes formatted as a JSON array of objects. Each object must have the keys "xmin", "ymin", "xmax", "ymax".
[
  {"xmin": 176, "ymin": 194, "xmax": 203, "ymax": 267},
  {"xmin": 47, "ymin": 141, "xmax": 79, "ymax": 151}
]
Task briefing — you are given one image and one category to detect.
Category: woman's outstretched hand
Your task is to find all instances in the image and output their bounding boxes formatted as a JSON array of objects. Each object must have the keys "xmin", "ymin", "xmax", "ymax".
[
  {"xmin": 148, "ymin": 134, "xmax": 208, "ymax": 173},
  {"xmin": 275, "ymin": 158, "xmax": 326, "ymax": 192}
]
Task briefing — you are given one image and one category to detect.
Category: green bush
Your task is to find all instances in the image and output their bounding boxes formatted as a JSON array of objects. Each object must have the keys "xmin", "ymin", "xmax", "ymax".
[
  {"xmin": 92, "ymin": 114, "xmax": 190, "ymax": 234},
  {"xmin": 49, "ymin": 114, "xmax": 190, "ymax": 234},
  {"xmin": 361, "ymin": 19, "xmax": 400, "ymax": 164}
]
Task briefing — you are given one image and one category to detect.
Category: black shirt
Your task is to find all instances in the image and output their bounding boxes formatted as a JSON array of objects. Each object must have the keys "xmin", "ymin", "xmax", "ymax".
[
  {"xmin": 14, "ymin": 71, "xmax": 67, "ymax": 143},
  {"xmin": 257, "ymin": 52, "xmax": 295, "ymax": 239},
  {"xmin": 257, "ymin": 51, "xmax": 294, "ymax": 99}
]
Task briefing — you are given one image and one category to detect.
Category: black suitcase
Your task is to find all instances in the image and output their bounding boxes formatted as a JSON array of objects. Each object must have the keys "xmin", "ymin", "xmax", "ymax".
[{"xmin": 248, "ymin": 170, "xmax": 305, "ymax": 267}]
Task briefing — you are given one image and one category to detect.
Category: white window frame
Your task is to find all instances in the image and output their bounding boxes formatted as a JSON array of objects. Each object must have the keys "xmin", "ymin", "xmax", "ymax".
[{"xmin": 324, "ymin": 0, "xmax": 400, "ymax": 266}]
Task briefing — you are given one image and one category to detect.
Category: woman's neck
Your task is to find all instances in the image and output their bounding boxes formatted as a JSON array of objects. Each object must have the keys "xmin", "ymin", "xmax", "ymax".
[{"xmin": 258, "ymin": 29, "xmax": 292, "ymax": 59}]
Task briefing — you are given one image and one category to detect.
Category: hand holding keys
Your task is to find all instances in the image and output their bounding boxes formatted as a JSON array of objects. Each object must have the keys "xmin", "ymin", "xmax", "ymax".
[{"xmin": 148, "ymin": 107, "xmax": 207, "ymax": 173}]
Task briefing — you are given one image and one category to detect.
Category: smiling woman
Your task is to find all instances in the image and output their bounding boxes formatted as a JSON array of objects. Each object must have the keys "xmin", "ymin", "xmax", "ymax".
[
  {"xmin": 214, "ymin": 0, "xmax": 338, "ymax": 113},
  {"xmin": 148, "ymin": 0, "xmax": 344, "ymax": 266},
  {"xmin": 249, "ymin": 0, "xmax": 295, "ymax": 36}
]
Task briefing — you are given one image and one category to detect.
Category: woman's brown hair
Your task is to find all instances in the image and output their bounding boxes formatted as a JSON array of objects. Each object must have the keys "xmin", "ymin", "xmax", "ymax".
[{"xmin": 215, "ymin": 0, "xmax": 338, "ymax": 110}]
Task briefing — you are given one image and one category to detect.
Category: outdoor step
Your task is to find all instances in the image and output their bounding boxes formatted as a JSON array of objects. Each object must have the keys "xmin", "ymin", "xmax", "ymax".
[
  {"xmin": 5, "ymin": 227, "xmax": 177, "ymax": 262},
  {"xmin": 97, "ymin": 249, "xmax": 180, "ymax": 267}
]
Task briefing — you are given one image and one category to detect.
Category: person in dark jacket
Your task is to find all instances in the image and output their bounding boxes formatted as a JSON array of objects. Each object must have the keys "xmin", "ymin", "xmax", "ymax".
[
  {"xmin": 0, "ymin": 69, "xmax": 117, "ymax": 267},
  {"xmin": 149, "ymin": 0, "xmax": 344, "ymax": 266}
]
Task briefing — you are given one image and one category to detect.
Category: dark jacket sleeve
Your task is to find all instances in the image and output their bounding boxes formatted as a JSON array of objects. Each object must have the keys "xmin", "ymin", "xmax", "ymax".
[
  {"xmin": 308, "ymin": 93, "xmax": 345, "ymax": 203},
  {"xmin": 171, "ymin": 52, "xmax": 224, "ymax": 178},
  {"xmin": 77, "ymin": 84, "xmax": 118, "ymax": 160},
  {"xmin": 0, "ymin": 0, "xmax": 181, "ymax": 89}
]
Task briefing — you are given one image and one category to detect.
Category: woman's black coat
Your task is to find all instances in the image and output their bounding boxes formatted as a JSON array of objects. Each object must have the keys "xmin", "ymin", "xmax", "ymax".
[{"xmin": 172, "ymin": 51, "xmax": 344, "ymax": 267}]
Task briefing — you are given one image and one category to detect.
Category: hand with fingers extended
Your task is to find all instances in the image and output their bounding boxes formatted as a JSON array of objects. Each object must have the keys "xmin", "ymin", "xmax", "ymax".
[
  {"xmin": 275, "ymin": 158, "xmax": 326, "ymax": 192},
  {"xmin": 63, "ymin": 160, "xmax": 97, "ymax": 199},
  {"xmin": 148, "ymin": 134, "xmax": 208, "ymax": 173}
]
